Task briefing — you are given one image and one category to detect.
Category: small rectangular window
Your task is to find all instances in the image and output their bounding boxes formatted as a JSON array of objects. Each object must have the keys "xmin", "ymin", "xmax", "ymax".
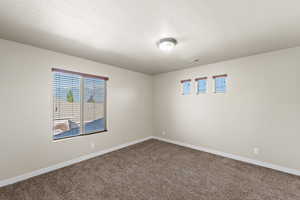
[
  {"xmin": 213, "ymin": 74, "xmax": 227, "ymax": 93},
  {"xmin": 52, "ymin": 68, "xmax": 108, "ymax": 140},
  {"xmin": 181, "ymin": 79, "xmax": 192, "ymax": 95},
  {"xmin": 195, "ymin": 77, "xmax": 207, "ymax": 94}
]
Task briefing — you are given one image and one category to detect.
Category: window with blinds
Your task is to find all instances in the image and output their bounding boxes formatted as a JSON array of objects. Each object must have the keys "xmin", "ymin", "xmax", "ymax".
[
  {"xmin": 52, "ymin": 68, "xmax": 108, "ymax": 140},
  {"xmin": 181, "ymin": 79, "xmax": 192, "ymax": 95},
  {"xmin": 213, "ymin": 74, "xmax": 227, "ymax": 93},
  {"xmin": 83, "ymin": 77, "xmax": 106, "ymax": 134},
  {"xmin": 195, "ymin": 77, "xmax": 207, "ymax": 94}
]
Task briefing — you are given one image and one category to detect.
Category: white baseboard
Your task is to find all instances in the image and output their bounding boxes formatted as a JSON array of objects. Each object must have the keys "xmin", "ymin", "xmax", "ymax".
[
  {"xmin": 153, "ymin": 136, "xmax": 300, "ymax": 177},
  {"xmin": 1, "ymin": 136, "xmax": 299, "ymax": 188},
  {"xmin": 0, "ymin": 136, "xmax": 153, "ymax": 188}
]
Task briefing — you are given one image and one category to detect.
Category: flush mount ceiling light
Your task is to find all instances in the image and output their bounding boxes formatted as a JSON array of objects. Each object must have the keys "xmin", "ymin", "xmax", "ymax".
[{"xmin": 157, "ymin": 37, "xmax": 177, "ymax": 52}]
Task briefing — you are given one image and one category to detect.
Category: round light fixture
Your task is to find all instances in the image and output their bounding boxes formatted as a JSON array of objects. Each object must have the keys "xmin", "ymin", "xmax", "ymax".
[{"xmin": 157, "ymin": 37, "xmax": 177, "ymax": 52}]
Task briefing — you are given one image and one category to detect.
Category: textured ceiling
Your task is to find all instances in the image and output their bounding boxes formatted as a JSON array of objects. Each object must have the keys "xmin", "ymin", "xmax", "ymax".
[{"xmin": 0, "ymin": 0, "xmax": 300, "ymax": 74}]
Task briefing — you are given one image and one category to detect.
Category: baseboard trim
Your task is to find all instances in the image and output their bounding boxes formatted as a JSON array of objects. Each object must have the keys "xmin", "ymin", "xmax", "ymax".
[
  {"xmin": 0, "ymin": 136, "xmax": 153, "ymax": 188},
  {"xmin": 153, "ymin": 136, "xmax": 300, "ymax": 176},
  {"xmin": 1, "ymin": 136, "xmax": 299, "ymax": 188}
]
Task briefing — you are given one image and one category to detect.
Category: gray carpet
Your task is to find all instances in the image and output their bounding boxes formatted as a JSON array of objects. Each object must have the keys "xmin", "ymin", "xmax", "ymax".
[{"xmin": 1, "ymin": 139, "xmax": 300, "ymax": 200}]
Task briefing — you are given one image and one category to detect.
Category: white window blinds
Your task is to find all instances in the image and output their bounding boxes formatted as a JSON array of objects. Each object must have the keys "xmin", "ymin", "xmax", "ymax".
[
  {"xmin": 83, "ymin": 77, "xmax": 106, "ymax": 134},
  {"xmin": 52, "ymin": 68, "xmax": 108, "ymax": 140}
]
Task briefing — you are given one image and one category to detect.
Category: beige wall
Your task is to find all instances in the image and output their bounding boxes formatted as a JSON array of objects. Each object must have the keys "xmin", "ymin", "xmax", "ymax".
[
  {"xmin": 153, "ymin": 47, "xmax": 300, "ymax": 171},
  {"xmin": 1, "ymin": 38, "xmax": 300, "ymax": 181},
  {"xmin": 0, "ymin": 39, "xmax": 153, "ymax": 180}
]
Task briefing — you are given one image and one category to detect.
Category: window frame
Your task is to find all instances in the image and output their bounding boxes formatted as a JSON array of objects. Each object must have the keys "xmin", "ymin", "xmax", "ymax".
[
  {"xmin": 180, "ymin": 79, "xmax": 192, "ymax": 95},
  {"xmin": 52, "ymin": 68, "xmax": 109, "ymax": 140},
  {"xmin": 213, "ymin": 74, "xmax": 227, "ymax": 93},
  {"xmin": 195, "ymin": 77, "xmax": 207, "ymax": 94}
]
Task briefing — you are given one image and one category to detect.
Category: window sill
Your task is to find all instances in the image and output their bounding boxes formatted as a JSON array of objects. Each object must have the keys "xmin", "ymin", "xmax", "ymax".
[{"xmin": 53, "ymin": 130, "xmax": 108, "ymax": 141}]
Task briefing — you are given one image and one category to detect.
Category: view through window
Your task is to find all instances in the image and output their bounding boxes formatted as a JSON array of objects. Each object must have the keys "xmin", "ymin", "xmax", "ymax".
[
  {"xmin": 213, "ymin": 74, "xmax": 227, "ymax": 93},
  {"xmin": 52, "ymin": 69, "xmax": 108, "ymax": 140},
  {"xmin": 181, "ymin": 79, "xmax": 192, "ymax": 95},
  {"xmin": 195, "ymin": 77, "xmax": 207, "ymax": 93}
]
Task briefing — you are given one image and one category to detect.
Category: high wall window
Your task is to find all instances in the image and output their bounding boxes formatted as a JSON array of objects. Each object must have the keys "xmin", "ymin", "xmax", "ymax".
[
  {"xmin": 213, "ymin": 74, "xmax": 227, "ymax": 93},
  {"xmin": 52, "ymin": 68, "xmax": 108, "ymax": 140},
  {"xmin": 181, "ymin": 79, "xmax": 192, "ymax": 95},
  {"xmin": 195, "ymin": 77, "xmax": 207, "ymax": 94}
]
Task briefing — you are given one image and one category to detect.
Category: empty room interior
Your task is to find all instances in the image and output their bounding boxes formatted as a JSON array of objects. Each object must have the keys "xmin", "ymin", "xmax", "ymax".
[{"xmin": 1, "ymin": 1, "xmax": 300, "ymax": 199}]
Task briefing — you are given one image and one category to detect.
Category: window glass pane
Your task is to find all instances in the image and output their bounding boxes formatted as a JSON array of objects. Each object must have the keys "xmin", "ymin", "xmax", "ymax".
[
  {"xmin": 215, "ymin": 77, "xmax": 226, "ymax": 93},
  {"xmin": 197, "ymin": 79, "xmax": 207, "ymax": 93},
  {"xmin": 182, "ymin": 81, "xmax": 191, "ymax": 95},
  {"xmin": 83, "ymin": 77, "xmax": 106, "ymax": 134},
  {"xmin": 53, "ymin": 72, "xmax": 81, "ymax": 140}
]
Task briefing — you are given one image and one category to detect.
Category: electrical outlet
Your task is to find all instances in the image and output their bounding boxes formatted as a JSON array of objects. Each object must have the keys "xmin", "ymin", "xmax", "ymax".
[
  {"xmin": 253, "ymin": 147, "xmax": 260, "ymax": 155},
  {"xmin": 162, "ymin": 131, "xmax": 166, "ymax": 135},
  {"xmin": 90, "ymin": 142, "xmax": 95, "ymax": 149}
]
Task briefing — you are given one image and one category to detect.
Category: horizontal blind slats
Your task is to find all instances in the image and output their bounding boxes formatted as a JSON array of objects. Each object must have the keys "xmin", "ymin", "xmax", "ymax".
[{"xmin": 53, "ymin": 72, "xmax": 81, "ymax": 139}]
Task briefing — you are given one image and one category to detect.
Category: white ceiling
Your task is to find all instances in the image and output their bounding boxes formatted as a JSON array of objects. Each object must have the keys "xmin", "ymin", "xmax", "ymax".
[{"xmin": 0, "ymin": 0, "xmax": 300, "ymax": 74}]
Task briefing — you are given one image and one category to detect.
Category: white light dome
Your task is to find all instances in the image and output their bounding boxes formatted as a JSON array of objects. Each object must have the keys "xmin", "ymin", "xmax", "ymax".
[{"xmin": 157, "ymin": 38, "xmax": 177, "ymax": 52}]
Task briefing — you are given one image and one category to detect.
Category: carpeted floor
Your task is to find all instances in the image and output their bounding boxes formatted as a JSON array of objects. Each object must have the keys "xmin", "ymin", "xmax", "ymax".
[{"xmin": 1, "ymin": 139, "xmax": 300, "ymax": 200}]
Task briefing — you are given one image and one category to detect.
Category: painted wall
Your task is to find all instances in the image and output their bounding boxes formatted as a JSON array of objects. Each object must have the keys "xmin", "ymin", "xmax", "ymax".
[
  {"xmin": 1, "ymin": 38, "xmax": 300, "ymax": 181},
  {"xmin": 0, "ymin": 39, "xmax": 153, "ymax": 180},
  {"xmin": 153, "ymin": 47, "xmax": 300, "ymax": 171}
]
